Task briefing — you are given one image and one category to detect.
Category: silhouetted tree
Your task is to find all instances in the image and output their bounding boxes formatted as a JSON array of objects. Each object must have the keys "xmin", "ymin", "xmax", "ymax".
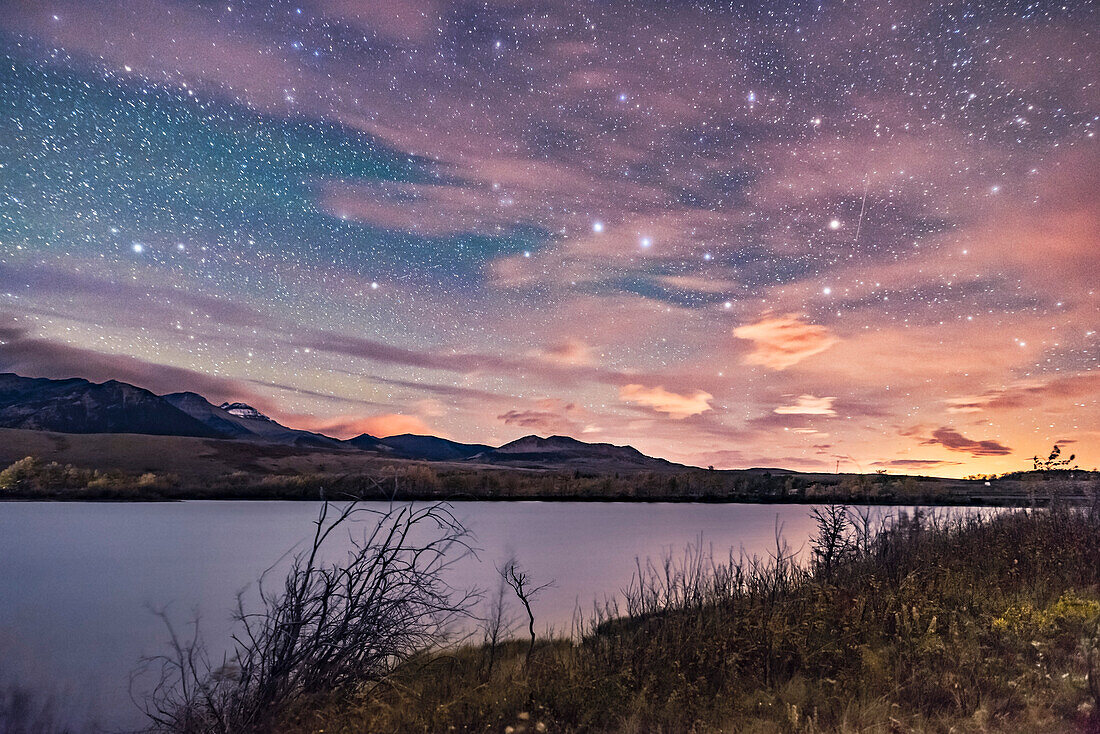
[{"xmin": 1032, "ymin": 444, "xmax": 1077, "ymax": 474}]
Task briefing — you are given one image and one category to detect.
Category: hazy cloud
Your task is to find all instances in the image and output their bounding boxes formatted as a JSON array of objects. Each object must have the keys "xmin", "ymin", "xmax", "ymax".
[
  {"xmin": 0, "ymin": 319, "xmax": 268, "ymax": 409},
  {"xmin": 872, "ymin": 459, "xmax": 965, "ymax": 470},
  {"xmin": 297, "ymin": 413, "xmax": 434, "ymax": 439},
  {"xmin": 497, "ymin": 409, "xmax": 578, "ymax": 434},
  {"xmin": 774, "ymin": 395, "xmax": 837, "ymax": 415}
]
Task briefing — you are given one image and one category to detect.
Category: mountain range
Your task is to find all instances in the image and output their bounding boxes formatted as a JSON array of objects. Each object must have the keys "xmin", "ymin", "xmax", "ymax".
[{"xmin": 0, "ymin": 373, "xmax": 680, "ymax": 471}]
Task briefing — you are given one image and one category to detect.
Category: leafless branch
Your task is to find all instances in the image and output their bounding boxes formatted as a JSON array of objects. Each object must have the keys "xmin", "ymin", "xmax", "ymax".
[{"xmin": 134, "ymin": 481, "xmax": 477, "ymax": 733}]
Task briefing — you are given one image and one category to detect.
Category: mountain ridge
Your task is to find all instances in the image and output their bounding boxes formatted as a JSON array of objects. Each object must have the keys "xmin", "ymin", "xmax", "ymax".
[
  {"xmin": 162, "ymin": 391, "xmax": 345, "ymax": 449},
  {"xmin": 0, "ymin": 373, "xmax": 684, "ymax": 471},
  {"xmin": 0, "ymin": 374, "xmax": 224, "ymax": 438}
]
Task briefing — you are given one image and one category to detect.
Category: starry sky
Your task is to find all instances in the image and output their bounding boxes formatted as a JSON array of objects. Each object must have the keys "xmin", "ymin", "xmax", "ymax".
[{"xmin": 0, "ymin": 0, "xmax": 1097, "ymax": 476}]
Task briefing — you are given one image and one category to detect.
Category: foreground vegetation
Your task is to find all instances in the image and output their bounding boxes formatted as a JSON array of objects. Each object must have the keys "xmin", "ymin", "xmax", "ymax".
[
  {"xmin": 129, "ymin": 489, "xmax": 1100, "ymax": 733},
  {"xmin": 264, "ymin": 502, "xmax": 1100, "ymax": 733}
]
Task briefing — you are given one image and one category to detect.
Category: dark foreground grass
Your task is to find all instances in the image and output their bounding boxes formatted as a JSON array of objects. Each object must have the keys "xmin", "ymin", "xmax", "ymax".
[{"xmin": 277, "ymin": 503, "xmax": 1100, "ymax": 734}]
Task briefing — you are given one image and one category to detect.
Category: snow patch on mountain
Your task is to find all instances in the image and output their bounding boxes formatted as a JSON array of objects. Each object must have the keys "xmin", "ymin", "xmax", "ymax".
[{"xmin": 218, "ymin": 402, "xmax": 273, "ymax": 422}]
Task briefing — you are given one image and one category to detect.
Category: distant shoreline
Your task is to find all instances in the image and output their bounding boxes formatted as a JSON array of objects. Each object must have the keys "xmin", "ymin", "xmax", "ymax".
[
  {"xmin": 2, "ymin": 426, "xmax": 1094, "ymax": 507},
  {"xmin": 1, "ymin": 488, "xmax": 1091, "ymax": 508}
]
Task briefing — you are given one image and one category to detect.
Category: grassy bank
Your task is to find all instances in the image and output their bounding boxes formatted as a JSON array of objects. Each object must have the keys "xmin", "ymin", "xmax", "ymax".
[{"xmin": 271, "ymin": 503, "xmax": 1100, "ymax": 733}]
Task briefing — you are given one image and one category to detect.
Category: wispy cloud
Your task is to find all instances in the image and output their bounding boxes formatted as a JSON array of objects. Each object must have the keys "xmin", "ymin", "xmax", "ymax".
[
  {"xmin": 920, "ymin": 427, "xmax": 1013, "ymax": 457},
  {"xmin": 0, "ymin": 317, "xmax": 268, "ymax": 409},
  {"xmin": 872, "ymin": 459, "xmax": 965, "ymax": 470}
]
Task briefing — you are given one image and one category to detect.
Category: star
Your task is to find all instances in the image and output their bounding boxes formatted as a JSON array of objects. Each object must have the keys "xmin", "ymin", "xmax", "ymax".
[{"xmin": 0, "ymin": 0, "xmax": 1092, "ymax": 479}]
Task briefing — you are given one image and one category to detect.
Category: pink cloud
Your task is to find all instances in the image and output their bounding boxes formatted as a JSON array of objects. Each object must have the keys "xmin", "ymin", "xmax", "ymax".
[
  {"xmin": 774, "ymin": 395, "xmax": 837, "ymax": 415},
  {"xmin": 733, "ymin": 314, "xmax": 839, "ymax": 370},
  {"xmin": 535, "ymin": 338, "xmax": 593, "ymax": 366},
  {"xmin": 619, "ymin": 384, "xmax": 713, "ymax": 419}
]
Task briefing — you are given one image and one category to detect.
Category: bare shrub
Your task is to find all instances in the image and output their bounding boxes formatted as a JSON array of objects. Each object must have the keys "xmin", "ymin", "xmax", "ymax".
[
  {"xmin": 135, "ymin": 499, "xmax": 476, "ymax": 733},
  {"xmin": 479, "ymin": 559, "xmax": 516, "ymax": 681},
  {"xmin": 501, "ymin": 562, "xmax": 552, "ymax": 668},
  {"xmin": 809, "ymin": 504, "xmax": 851, "ymax": 577}
]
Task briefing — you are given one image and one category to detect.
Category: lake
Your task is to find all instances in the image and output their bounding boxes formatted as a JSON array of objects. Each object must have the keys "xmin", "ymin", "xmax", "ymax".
[{"xmin": 0, "ymin": 500, "xmax": 968, "ymax": 731}]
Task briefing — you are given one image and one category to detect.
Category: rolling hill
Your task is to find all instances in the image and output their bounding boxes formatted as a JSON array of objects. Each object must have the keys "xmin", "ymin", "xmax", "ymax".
[{"xmin": 471, "ymin": 434, "xmax": 677, "ymax": 471}]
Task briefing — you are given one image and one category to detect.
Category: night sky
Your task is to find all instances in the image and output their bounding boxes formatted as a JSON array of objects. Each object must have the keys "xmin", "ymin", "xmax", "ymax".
[{"xmin": 0, "ymin": 0, "xmax": 1097, "ymax": 476}]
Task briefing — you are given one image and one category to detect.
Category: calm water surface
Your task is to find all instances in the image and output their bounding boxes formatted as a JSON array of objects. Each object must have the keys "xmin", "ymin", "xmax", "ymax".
[{"xmin": 0, "ymin": 500, "xmax": 962, "ymax": 730}]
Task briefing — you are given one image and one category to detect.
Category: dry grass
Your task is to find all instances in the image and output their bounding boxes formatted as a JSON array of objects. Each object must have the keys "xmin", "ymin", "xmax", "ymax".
[{"xmin": 274, "ymin": 502, "xmax": 1100, "ymax": 734}]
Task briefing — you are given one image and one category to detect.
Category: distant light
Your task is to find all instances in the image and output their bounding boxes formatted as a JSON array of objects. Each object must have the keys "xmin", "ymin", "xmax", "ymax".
[
  {"xmin": 523, "ymin": 250, "xmax": 531, "ymax": 258},
  {"xmin": 592, "ymin": 221, "xmax": 604, "ymax": 233},
  {"xmin": 370, "ymin": 281, "xmax": 379, "ymax": 290},
  {"xmin": 724, "ymin": 301, "xmax": 732, "ymax": 309},
  {"xmin": 747, "ymin": 91, "xmax": 756, "ymax": 103},
  {"xmin": 131, "ymin": 243, "xmax": 144, "ymax": 254},
  {"xmin": 619, "ymin": 93, "xmax": 628, "ymax": 102},
  {"xmin": 990, "ymin": 185, "xmax": 1001, "ymax": 194},
  {"xmin": 494, "ymin": 40, "xmax": 502, "ymax": 49},
  {"xmin": 703, "ymin": 253, "xmax": 713, "ymax": 261},
  {"xmin": 829, "ymin": 219, "xmax": 842, "ymax": 230},
  {"xmin": 822, "ymin": 286, "xmax": 832, "ymax": 295},
  {"xmin": 176, "ymin": 243, "xmax": 186, "ymax": 251},
  {"xmin": 639, "ymin": 236, "xmax": 652, "ymax": 249}
]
